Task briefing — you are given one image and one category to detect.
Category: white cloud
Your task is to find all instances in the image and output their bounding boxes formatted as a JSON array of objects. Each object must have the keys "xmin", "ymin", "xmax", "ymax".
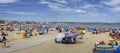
[
  {"xmin": 68, "ymin": 0, "xmax": 81, "ymax": 3},
  {"xmin": 0, "ymin": 0, "xmax": 18, "ymax": 3},
  {"xmin": 39, "ymin": 0, "xmax": 50, "ymax": 4},
  {"xmin": 75, "ymin": 9, "xmax": 86, "ymax": 13},
  {"xmin": 48, "ymin": 4, "xmax": 71, "ymax": 12},
  {"xmin": 102, "ymin": 0, "xmax": 120, "ymax": 6},
  {"xmin": 5, "ymin": 11, "xmax": 37, "ymax": 15},
  {"xmin": 111, "ymin": 7, "xmax": 120, "ymax": 12},
  {"xmin": 39, "ymin": 0, "xmax": 65, "ymax": 7},
  {"xmin": 48, "ymin": 4, "xmax": 86, "ymax": 13},
  {"xmin": 53, "ymin": 0, "xmax": 68, "ymax": 4},
  {"xmin": 102, "ymin": 0, "xmax": 120, "ymax": 12},
  {"xmin": 81, "ymin": 4, "xmax": 95, "ymax": 9},
  {"xmin": 39, "ymin": 0, "xmax": 86, "ymax": 13}
]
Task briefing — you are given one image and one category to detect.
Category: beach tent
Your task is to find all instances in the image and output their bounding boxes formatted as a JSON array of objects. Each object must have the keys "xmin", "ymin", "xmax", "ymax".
[
  {"xmin": 55, "ymin": 32, "xmax": 80, "ymax": 43},
  {"xmin": 55, "ymin": 34, "xmax": 65, "ymax": 43},
  {"xmin": 62, "ymin": 32, "xmax": 79, "ymax": 44},
  {"xmin": 88, "ymin": 28, "xmax": 93, "ymax": 32}
]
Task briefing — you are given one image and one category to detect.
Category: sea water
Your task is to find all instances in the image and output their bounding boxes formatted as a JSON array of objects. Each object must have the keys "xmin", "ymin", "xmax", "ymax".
[{"xmin": 48, "ymin": 23, "xmax": 120, "ymax": 29}]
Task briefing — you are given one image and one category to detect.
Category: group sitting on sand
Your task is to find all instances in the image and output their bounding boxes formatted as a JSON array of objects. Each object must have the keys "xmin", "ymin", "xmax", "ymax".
[
  {"xmin": 95, "ymin": 41, "xmax": 106, "ymax": 45},
  {"xmin": 16, "ymin": 24, "xmax": 49, "ymax": 38},
  {"xmin": 57, "ymin": 27, "xmax": 87, "ymax": 35},
  {"xmin": 109, "ymin": 29, "xmax": 120, "ymax": 40},
  {"xmin": 95, "ymin": 40, "xmax": 118, "ymax": 46}
]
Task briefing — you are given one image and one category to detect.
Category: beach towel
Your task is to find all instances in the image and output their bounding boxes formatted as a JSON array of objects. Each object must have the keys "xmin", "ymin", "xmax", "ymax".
[{"xmin": 95, "ymin": 45, "xmax": 115, "ymax": 53}]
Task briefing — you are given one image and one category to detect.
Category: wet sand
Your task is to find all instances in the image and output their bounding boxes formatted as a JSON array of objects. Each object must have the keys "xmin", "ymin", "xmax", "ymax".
[{"xmin": 9, "ymin": 32, "xmax": 113, "ymax": 53}]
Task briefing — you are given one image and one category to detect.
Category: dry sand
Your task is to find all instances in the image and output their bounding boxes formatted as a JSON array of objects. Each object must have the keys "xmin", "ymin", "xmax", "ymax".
[
  {"xmin": 9, "ymin": 32, "xmax": 114, "ymax": 53},
  {"xmin": 0, "ymin": 31, "xmax": 59, "ymax": 46}
]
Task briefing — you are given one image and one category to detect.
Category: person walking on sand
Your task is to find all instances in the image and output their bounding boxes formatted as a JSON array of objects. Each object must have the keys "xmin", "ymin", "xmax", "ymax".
[{"xmin": 1, "ymin": 28, "xmax": 7, "ymax": 48}]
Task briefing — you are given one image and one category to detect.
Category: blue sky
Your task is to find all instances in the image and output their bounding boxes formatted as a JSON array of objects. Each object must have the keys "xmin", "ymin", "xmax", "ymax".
[{"xmin": 0, "ymin": 0, "xmax": 120, "ymax": 22}]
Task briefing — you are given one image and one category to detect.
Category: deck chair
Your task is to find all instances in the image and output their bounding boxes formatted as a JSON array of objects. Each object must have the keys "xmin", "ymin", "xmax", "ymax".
[{"xmin": 94, "ymin": 45, "xmax": 116, "ymax": 53}]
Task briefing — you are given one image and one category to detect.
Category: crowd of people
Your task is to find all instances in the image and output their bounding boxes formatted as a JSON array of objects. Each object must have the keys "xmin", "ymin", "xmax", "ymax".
[
  {"xmin": 9, "ymin": 23, "xmax": 52, "ymax": 38},
  {"xmin": 0, "ymin": 22, "xmax": 51, "ymax": 47},
  {"xmin": 0, "ymin": 20, "xmax": 120, "ymax": 49},
  {"xmin": 55, "ymin": 26, "xmax": 87, "ymax": 35},
  {"xmin": 92, "ymin": 28, "xmax": 108, "ymax": 34},
  {"xmin": 109, "ymin": 29, "xmax": 120, "ymax": 40}
]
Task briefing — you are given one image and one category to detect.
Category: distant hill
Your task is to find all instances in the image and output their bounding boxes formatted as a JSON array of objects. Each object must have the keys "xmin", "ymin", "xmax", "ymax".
[
  {"xmin": 0, "ymin": 19, "xmax": 120, "ymax": 24},
  {"xmin": 49, "ymin": 22, "xmax": 120, "ymax": 24}
]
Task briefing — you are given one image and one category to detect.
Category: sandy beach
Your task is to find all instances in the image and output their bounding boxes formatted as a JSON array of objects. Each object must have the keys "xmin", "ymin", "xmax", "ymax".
[
  {"xmin": 1, "ymin": 0, "xmax": 120, "ymax": 53},
  {"xmin": 7, "ymin": 32, "xmax": 115, "ymax": 53},
  {"xmin": 6, "ymin": 31, "xmax": 59, "ymax": 46},
  {"xmin": 0, "ymin": 30, "xmax": 60, "ymax": 53}
]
